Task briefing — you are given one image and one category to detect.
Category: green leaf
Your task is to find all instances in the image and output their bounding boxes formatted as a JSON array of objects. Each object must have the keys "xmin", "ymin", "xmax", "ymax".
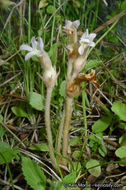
[
  {"xmin": 73, "ymin": 0, "xmax": 81, "ymax": 8},
  {"xmin": 0, "ymin": 114, "xmax": 3, "ymax": 122},
  {"xmin": 89, "ymin": 132, "xmax": 103, "ymax": 143},
  {"xmin": 100, "ymin": 105, "xmax": 112, "ymax": 116},
  {"xmin": 83, "ymin": 59, "xmax": 102, "ymax": 72},
  {"xmin": 70, "ymin": 137, "xmax": 80, "ymax": 146},
  {"xmin": 11, "ymin": 106, "xmax": 28, "ymax": 118},
  {"xmin": 22, "ymin": 157, "xmax": 46, "ymax": 190},
  {"xmin": 119, "ymin": 134, "xmax": 126, "ymax": 146},
  {"xmin": 115, "ymin": 146, "xmax": 126, "ymax": 158},
  {"xmin": 98, "ymin": 147, "xmax": 107, "ymax": 157},
  {"xmin": 92, "ymin": 115, "xmax": 112, "ymax": 133},
  {"xmin": 28, "ymin": 92, "xmax": 44, "ymax": 111},
  {"xmin": 29, "ymin": 143, "xmax": 49, "ymax": 152},
  {"xmin": 63, "ymin": 171, "xmax": 76, "ymax": 184},
  {"xmin": 86, "ymin": 159, "xmax": 101, "ymax": 177},
  {"xmin": 120, "ymin": 0, "xmax": 126, "ymax": 11},
  {"xmin": 59, "ymin": 80, "xmax": 66, "ymax": 97},
  {"xmin": 72, "ymin": 162, "xmax": 81, "ymax": 172},
  {"xmin": 0, "ymin": 141, "xmax": 10, "ymax": 149},
  {"xmin": 39, "ymin": 0, "xmax": 48, "ymax": 9},
  {"xmin": 0, "ymin": 142, "xmax": 18, "ymax": 164},
  {"xmin": 49, "ymin": 181, "xmax": 65, "ymax": 190},
  {"xmin": 47, "ymin": 5, "xmax": 56, "ymax": 14},
  {"xmin": 111, "ymin": 101, "xmax": 126, "ymax": 122},
  {"xmin": 117, "ymin": 122, "xmax": 126, "ymax": 129},
  {"xmin": 0, "ymin": 0, "xmax": 15, "ymax": 10},
  {"xmin": 72, "ymin": 151, "xmax": 81, "ymax": 160}
]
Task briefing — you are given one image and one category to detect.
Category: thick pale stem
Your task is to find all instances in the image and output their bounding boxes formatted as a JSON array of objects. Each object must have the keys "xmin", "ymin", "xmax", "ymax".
[
  {"xmin": 56, "ymin": 58, "xmax": 73, "ymax": 155},
  {"xmin": 56, "ymin": 109, "xmax": 65, "ymax": 154},
  {"xmin": 38, "ymin": 51, "xmax": 52, "ymax": 72},
  {"xmin": 62, "ymin": 96, "xmax": 72, "ymax": 166},
  {"xmin": 67, "ymin": 58, "xmax": 74, "ymax": 81},
  {"xmin": 45, "ymin": 87, "xmax": 57, "ymax": 170}
]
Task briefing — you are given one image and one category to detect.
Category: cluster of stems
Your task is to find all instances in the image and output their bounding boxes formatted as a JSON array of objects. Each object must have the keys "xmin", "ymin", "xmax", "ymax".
[
  {"xmin": 56, "ymin": 20, "xmax": 97, "ymax": 167},
  {"xmin": 20, "ymin": 20, "xmax": 97, "ymax": 171}
]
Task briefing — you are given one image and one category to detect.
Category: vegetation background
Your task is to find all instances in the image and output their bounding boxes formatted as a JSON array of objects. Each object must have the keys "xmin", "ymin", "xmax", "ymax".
[{"xmin": 0, "ymin": 0, "xmax": 126, "ymax": 189}]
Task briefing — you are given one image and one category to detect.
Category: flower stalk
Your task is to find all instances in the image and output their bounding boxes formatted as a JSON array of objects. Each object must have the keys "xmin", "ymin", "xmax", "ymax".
[
  {"xmin": 62, "ymin": 96, "xmax": 72, "ymax": 166},
  {"xmin": 56, "ymin": 109, "xmax": 65, "ymax": 154},
  {"xmin": 45, "ymin": 87, "xmax": 57, "ymax": 169},
  {"xmin": 20, "ymin": 37, "xmax": 58, "ymax": 170},
  {"xmin": 57, "ymin": 20, "xmax": 97, "ymax": 167}
]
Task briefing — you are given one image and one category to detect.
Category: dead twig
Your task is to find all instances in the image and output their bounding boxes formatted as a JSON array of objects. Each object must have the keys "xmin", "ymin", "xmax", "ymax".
[
  {"xmin": 0, "ymin": 72, "xmax": 21, "ymax": 87},
  {"xmin": 93, "ymin": 12, "xmax": 126, "ymax": 33},
  {"xmin": 0, "ymin": 122, "xmax": 26, "ymax": 149}
]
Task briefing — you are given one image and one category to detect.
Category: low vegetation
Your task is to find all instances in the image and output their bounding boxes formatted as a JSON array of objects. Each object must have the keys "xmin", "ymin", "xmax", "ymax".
[{"xmin": 0, "ymin": 0, "xmax": 126, "ymax": 189}]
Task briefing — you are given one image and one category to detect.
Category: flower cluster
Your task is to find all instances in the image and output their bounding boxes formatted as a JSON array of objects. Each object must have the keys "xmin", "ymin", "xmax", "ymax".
[
  {"xmin": 64, "ymin": 20, "xmax": 96, "ymax": 81},
  {"xmin": 64, "ymin": 20, "xmax": 96, "ymax": 56},
  {"xmin": 63, "ymin": 20, "xmax": 97, "ymax": 98},
  {"xmin": 64, "ymin": 20, "xmax": 80, "ymax": 36},
  {"xmin": 19, "ymin": 20, "xmax": 96, "ymax": 92}
]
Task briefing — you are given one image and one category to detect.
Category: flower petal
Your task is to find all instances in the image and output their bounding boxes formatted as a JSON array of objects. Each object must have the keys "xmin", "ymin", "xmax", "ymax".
[
  {"xmin": 25, "ymin": 51, "xmax": 36, "ymax": 61},
  {"xmin": 78, "ymin": 45, "xmax": 84, "ymax": 55},
  {"xmin": 89, "ymin": 33, "xmax": 96, "ymax": 41},
  {"xmin": 73, "ymin": 20, "xmax": 80, "ymax": 29},
  {"xmin": 85, "ymin": 29, "xmax": 89, "ymax": 37},
  {"xmin": 20, "ymin": 44, "xmax": 33, "ymax": 51},
  {"xmin": 89, "ymin": 42, "xmax": 95, "ymax": 47},
  {"xmin": 80, "ymin": 38, "xmax": 90, "ymax": 43},
  {"xmin": 31, "ymin": 36, "xmax": 37, "ymax": 49},
  {"xmin": 81, "ymin": 31, "xmax": 87, "ymax": 40},
  {"xmin": 37, "ymin": 52, "xmax": 44, "ymax": 57},
  {"xmin": 67, "ymin": 44, "xmax": 73, "ymax": 52},
  {"xmin": 38, "ymin": 37, "xmax": 44, "ymax": 52},
  {"xmin": 65, "ymin": 20, "xmax": 72, "ymax": 28}
]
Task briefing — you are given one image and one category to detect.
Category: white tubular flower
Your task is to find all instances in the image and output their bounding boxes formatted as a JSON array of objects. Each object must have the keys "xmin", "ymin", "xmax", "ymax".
[
  {"xmin": 20, "ymin": 36, "xmax": 44, "ymax": 61},
  {"xmin": 78, "ymin": 29, "xmax": 96, "ymax": 55}
]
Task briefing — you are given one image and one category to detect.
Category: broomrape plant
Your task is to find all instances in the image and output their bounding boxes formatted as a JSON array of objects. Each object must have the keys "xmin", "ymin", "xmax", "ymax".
[
  {"xmin": 20, "ymin": 36, "xmax": 58, "ymax": 170},
  {"xmin": 20, "ymin": 20, "xmax": 98, "ymax": 171}
]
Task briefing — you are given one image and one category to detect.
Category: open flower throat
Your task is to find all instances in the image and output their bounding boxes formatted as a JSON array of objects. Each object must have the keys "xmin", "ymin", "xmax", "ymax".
[{"xmin": 64, "ymin": 20, "xmax": 96, "ymax": 56}]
